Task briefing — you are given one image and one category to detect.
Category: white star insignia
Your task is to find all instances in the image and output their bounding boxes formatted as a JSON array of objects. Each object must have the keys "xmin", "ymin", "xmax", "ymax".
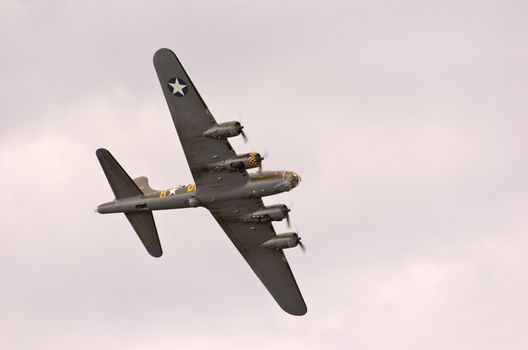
[
  {"xmin": 169, "ymin": 188, "xmax": 177, "ymax": 196},
  {"xmin": 169, "ymin": 79, "xmax": 187, "ymax": 95}
]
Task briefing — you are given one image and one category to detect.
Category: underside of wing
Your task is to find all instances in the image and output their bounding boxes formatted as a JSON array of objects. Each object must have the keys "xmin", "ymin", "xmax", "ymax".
[
  {"xmin": 208, "ymin": 198, "xmax": 307, "ymax": 316},
  {"xmin": 153, "ymin": 48, "xmax": 248, "ymax": 187}
]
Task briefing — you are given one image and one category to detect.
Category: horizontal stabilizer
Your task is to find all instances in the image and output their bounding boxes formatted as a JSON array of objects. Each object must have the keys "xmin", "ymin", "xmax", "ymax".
[
  {"xmin": 96, "ymin": 148, "xmax": 142, "ymax": 199},
  {"xmin": 96, "ymin": 149, "xmax": 163, "ymax": 257},
  {"xmin": 125, "ymin": 212, "xmax": 163, "ymax": 257}
]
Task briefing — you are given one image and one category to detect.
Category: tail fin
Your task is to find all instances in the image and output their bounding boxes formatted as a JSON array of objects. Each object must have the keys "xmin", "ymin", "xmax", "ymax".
[
  {"xmin": 96, "ymin": 148, "xmax": 163, "ymax": 257},
  {"xmin": 133, "ymin": 176, "xmax": 159, "ymax": 195}
]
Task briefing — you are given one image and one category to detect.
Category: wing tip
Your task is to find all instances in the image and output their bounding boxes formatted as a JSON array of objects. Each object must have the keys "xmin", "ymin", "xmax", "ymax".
[
  {"xmin": 282, "ymin": 302, "xmax": 308, "ymax": 316},
  {"xmin": 96, "ymin": 148, "xmax": 109, "ymax": 157},
  {"xmin": 148, "ymin": 248, "xmax": 163, "ymax": 258},
  {"xmin": 154, "ymin": 47, "xmax": 177, "ymax": 62}
]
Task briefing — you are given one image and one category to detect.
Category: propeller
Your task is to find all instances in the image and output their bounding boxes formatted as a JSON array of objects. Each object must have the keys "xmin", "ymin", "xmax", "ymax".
[
  {"xmin": 240, "ymin": 127, "xmax": 248, "ymax": 143},
  {"xmin": 283, "ymin": 206, "xmax": 292, "ymax": 228},
  {"xmin": 257, "ymin": 150, "xmax": 268, "ymax": 173},
  {"xmin": 297, "ymin": 237, "xmax": 306, "ymax": 253},
  {"xmin": 236, "ymin": 118, "xmax": 248, "ymax": 143},
  {"xmin": 294, "ymin": 228, "xmax": 306, "ymax": 253},
  {"xmin": 257, "ymin": 152, "xmax": 265, "ymax": 172}
]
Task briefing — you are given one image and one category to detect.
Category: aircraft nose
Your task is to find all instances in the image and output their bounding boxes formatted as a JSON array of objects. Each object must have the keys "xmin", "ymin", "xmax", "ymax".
[{"xmin": 291, "ymin": 173, "xmax": 301, "ymax": 188}]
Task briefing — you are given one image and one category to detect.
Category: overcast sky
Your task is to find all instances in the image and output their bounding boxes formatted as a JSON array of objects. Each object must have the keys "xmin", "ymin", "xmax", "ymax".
[{"xmin": 1, "ymin": 0, "xmax": 528, "ymax": 349}]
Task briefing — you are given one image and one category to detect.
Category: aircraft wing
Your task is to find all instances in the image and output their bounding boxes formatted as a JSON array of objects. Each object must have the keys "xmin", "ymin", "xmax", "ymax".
[
  {"xmin": 153, "ymin": 48, "xmax": 247, "ymax": 187},
  {"xmin": 208, "ymin": 198, "xmax": 307, "ymax": 316}
]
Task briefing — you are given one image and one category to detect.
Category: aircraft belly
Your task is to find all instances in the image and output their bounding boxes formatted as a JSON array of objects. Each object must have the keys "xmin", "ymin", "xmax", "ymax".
[
  {"xmin": 147, "ymin": 194, "xmax": 193, "ymax": 210},
  {"xmin": 96, "ymin": 48, "xmax": 306, "ymax": 315}
]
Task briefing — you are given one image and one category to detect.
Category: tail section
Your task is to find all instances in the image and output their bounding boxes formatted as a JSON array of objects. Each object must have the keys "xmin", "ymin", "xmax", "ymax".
[
  {"xmin": 133, "ymin": 176, "xmax": 159, "ymax": 195},
  {"xmin": 96, "ymin": 148, "xmax": 143, "ymax": 199},
  {"xmin": 125, "ymin": 212, "xmax": 163, "ymax": 257},
  {"xmin": 96, "ymin": 148, "xmax": 163, "ymax": 258}
]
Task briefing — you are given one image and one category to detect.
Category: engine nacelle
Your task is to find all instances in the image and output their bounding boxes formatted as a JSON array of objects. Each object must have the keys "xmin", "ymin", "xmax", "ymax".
[
  {"xmin": 261, "ymin": 233, "xmax": 300, "ymax": 250},
  {"xmin": 203, "ymin": 121, "xmax": 243, "ymax": 139},
  {"xmin": 246, "ymin": 204, "xmax": 289, "ymax": 223},
  {"xmin": 209, "ymin": 153, "xmax": 263, "ymax": 172}
]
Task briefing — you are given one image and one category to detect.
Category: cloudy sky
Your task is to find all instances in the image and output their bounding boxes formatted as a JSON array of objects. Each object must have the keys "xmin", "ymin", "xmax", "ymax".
[{"xmin": 1, "ymin": 0, "xmax": 528, "ymax": 349}]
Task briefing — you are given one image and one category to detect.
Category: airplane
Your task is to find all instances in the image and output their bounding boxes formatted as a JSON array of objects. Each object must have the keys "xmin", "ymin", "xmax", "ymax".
[{"xmin": 95, "ymin": 48, "xmax": 306, "ymax": 316}]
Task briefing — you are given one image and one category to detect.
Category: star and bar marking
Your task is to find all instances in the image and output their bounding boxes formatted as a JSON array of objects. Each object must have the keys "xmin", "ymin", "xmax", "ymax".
[
  {"xmin": 167, "ymin": 77, "xmax": 188, "ymax": 97},
  {"xmin": 159, "ymin": 185, "xmax": 191, "ymax": 198}
]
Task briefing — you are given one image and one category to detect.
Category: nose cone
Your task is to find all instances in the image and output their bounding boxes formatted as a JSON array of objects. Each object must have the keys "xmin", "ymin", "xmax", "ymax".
[
  {"xmin": 281, "ymin": 171, "xmax": 302, "ymax": 190},
  {"xmin": 291, "ymin": 173, "xmax": 301, "ymax": 188}
]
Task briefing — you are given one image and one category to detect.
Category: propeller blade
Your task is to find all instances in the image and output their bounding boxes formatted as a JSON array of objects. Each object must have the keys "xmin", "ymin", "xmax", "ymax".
[
  {"xmin": 257, "ymin": 151, "xmax": 267, "ymax": 173},
  {"xmin": 286, "ymin": 213, "xmax": 291, "ymax": 228},
  {"xmin": 298, "ymin": 239, "xmax": 306, "ymax": 253},
  {"xmin": 240, "ymin": 129, "xmax": 248, "ymax": 143}
]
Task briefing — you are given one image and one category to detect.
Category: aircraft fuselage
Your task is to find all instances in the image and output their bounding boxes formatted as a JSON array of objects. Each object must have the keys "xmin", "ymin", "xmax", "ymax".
[{"xmin": 97, "ymin": 170, "xmax": 301, "ymax": 214}]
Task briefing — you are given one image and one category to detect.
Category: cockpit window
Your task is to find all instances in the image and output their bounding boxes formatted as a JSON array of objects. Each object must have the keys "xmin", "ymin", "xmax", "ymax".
[
  {"xmin": 291, "ymin": 173, "xmax": 301, "ymax": 187},
  {"xmin": 282, "ymin": 172, "xmax": 301, "ymax": 187}
]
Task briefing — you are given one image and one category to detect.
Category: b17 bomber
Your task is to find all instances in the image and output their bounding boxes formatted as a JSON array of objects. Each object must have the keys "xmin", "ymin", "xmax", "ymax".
[{"xmin": 96, "ymin": 48, "xmax": 306, "ymax": 316}]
